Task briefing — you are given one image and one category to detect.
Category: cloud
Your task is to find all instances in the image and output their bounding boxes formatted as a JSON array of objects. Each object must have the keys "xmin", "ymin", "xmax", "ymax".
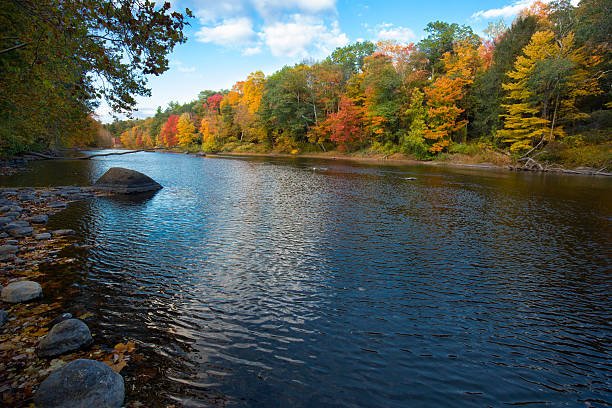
[
  {"xmin": 242, "ymin": 46, "xmax": 262, "ymax": 56},
  {"xmin": 252, "ymin": 0, "xmax": 336, "ymax": 16},
  {"xmin": 191, "ymin": 0, "xmax": 346, "ymax": 59},
  {"xmin": 260, "ymin": 14, "xmax": 348, "ymax": 58},
  {"xmin": 195, "ymin": 17, "xmax": 256, "ymax": 46},
  {"xmin": 374, "ymin": 23, "xmax": 416, "ymax": 43},
  {"xmin": 472, "ymin": 0, "xmax": 579, "ymax": 19},
  {"xmin": 192, "ymin": 1, "xmax": 247, "ymax": 23},
  {"xmin": 170, "ymin": 60, "xmax": 196, "ymax": 73}
]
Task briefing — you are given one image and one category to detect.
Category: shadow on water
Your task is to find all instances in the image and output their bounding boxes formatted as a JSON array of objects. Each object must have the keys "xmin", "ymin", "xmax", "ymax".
[{"xmin": 2, "ymin": 151, "xmax": 611, "ymax": 407}]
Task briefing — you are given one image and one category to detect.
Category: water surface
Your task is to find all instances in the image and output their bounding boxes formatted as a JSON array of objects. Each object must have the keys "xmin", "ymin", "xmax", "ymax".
[{"xmin": 2, "ymin": 151, "xmax": 611, "ymax": 407}]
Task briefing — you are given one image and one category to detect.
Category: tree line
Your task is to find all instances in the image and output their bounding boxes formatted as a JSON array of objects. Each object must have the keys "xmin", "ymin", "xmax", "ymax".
[{"xmin": 110, "ymin": 0, "xmax": 610, "ymax": 164}]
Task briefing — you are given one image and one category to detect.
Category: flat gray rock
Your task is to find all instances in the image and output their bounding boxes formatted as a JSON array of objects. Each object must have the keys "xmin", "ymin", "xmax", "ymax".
[
  {"xmin": 29, "ymin": 214, "xmax": 49, "ymax": 224},
  {"xmin": 34, "ymin": 359, "xmax": 124, "ymax": 408},
  {"xmin": 5, "ymin": 220, "xmax": 30, "ymax": 229},
  {"xmin": 35, "ymin": 232, "xmax": 52, "ymax": 240},
  {"xmin": 0, "ymin": 310, "xmax": 7, "ymax": 327},
  {"xmin": 8, "ymin": 226, "xmax": 33, "ymax": 238},
  {"xmin": 0, "ymin": 244, "xmax": 18, "ymax": 255},
  {"xmin": 94, "ymin": 167, "xmax": 162, "ymax": 194},
  {"xmin": 52, "ymin": 229, "xmax": 75, "ymax": 237},
  {"xmin": 38, "ymin": 319, "xmax": 93, "ymax": 357},
  {"xmin": 48, "ymin": 201, "xmax": 67, "ymax": 209},
  {"xmin": 1, "ymin": 280, "xmax": 42, "ymax": 303}
]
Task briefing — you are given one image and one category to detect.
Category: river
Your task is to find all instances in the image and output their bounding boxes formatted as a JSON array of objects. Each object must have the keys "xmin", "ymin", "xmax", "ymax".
[{"xmin": 1, "ymin": 151, "xmax": 610, "ymax": 407}]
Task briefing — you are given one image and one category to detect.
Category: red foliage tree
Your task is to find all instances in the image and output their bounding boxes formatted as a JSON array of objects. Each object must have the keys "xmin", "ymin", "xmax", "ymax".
[
  {"xmin": 206, "ymin": 94, "xmax": 224, "ymax": 114},
  {"xmin": 159, "ymin": 114, "xmax": 179, "ymax": 147},
  {"xmin": 320, "ymin": 96, "xmax": 364, "ymax": 152}
]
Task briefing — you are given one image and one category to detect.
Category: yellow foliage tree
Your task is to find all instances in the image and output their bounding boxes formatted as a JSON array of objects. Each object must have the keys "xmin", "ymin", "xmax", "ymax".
[
  {"xmin": 498, "ymin": 30, "xmax": 601, "ymax": 153},
  {"xmin": 177, "ymin": 112, "xmax": 196, "ymax": 147},
  {"xmin": 424, "ymin": 41, "xmax": 485, "ymax": 152}
]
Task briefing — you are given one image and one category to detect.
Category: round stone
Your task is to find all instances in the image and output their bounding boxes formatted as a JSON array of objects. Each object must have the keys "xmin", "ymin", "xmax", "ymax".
[
  {"xmin": 37, "ymin": 319, "xmax": 93, "ymax": 357},
  {"xmin": 34, "ymin": 359, "xmax": 124, "ymax": 408},
  {"xmin": 1, "ymin": 281, "xmax": 42, "ymax": 303}
]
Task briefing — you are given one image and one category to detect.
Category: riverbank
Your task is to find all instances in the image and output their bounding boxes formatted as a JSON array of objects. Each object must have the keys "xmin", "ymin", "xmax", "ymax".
[
  {"xmin": 0, "ymin": 187, "xmax": 135, "ymax": 407},
  {"xmin": 205, "ymin": 150, "xmax": 612, "ymax": 176}
]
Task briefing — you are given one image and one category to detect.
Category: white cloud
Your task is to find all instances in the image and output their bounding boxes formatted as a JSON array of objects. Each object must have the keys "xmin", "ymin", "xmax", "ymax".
[
  {"xmin": 170, "ymin": 60, "xmax": 196, "ymax": 73},
  {"xmin": 192, "ymin": 1, "xmax": 247, "ymax": 23},
  {"xmin": 253, "ymin": 0, "xmax": 336, "ymax": 16},
  {"xmin": 195, "ymin": 17, "xmax": 256, "ymax": 46},
  {"xmin": 242, "ymin": 46, "xmax": 262, "ymax": 56},
  {"xmin": 374, "ymin": 23, "xmax": 416, "ymax": 43},
  {"xmin": 472, "ymin": 0, "xmax": 580, "ymax": 19},
  {"xmin": 260, "ymin": 14, "xmax": 348, "ymax": 58}
]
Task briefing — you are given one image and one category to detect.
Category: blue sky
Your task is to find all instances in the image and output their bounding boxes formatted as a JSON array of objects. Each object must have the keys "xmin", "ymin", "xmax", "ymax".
[{"xmin": 98, "ymin": 0, "xmax": 563, "ymax": 122}]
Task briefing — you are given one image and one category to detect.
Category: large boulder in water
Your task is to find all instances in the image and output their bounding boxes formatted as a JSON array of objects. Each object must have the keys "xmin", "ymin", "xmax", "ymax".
[
  {"xmin": 93, "ymin": 167, "xmax": 162, "ymax": 194},
  {"xmin": 34, "ymin": 359, "xmax": 125, "ymax": 408}
]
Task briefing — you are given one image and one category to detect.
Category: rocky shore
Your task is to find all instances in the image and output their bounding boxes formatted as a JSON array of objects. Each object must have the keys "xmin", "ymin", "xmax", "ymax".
[{"xmin": 0, "ymin": 186, "xmax": 135, "ymax": 407}]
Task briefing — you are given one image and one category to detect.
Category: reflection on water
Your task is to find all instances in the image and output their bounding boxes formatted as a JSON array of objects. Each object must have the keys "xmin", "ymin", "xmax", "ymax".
[{"xmin": 2, "ymin": 152, "xmax": 611, "ymax": 407}]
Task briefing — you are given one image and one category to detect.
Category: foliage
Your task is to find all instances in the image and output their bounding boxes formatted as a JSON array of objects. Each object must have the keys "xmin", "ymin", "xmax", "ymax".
[
  {"xmin": 105, "ymin": 2, "xmax": 609, "ymax": 165},
  {"xmin": 0, "ymin": 0, "xmax": 191, "ymax": 156}
]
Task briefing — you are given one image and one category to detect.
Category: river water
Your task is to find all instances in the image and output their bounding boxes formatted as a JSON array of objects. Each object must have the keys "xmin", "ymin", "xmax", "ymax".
[{"xmin": 1, "ymin": 151, "xmax": 611, "ymax": 407}]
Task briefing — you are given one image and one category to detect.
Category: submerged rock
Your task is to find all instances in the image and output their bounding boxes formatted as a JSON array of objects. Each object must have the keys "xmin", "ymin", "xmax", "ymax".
[
  {"xmin": 0, "ymin": 309, "xmax": 7, "ymax": 327},
  {"xmin": 0, "ymin": 244, "xmax": 18, "ymax": 261},
  {"xmin": 38, "ymin": 319, "xmax": 93, "ymax": 357},
  {"xmin": 35, "ymin": 232, "xmax": 52, "ymax": 240},
  {"xmin": 1, "ymin": 281, "xmax": 42, "ymax": 303},
  {"xmin": 52, "ymin": 229, "xmax": 75, "ymax": 237},
  {"xmin": 29, "ymin": 214, "xmax": 49, "ymax": 224},
  {"xmin": 8, "ymin": 226, "xmax": 33, "ymax": 238},
  {"xmin": 34, "ymin": 359, "xmax": 124, "ymax": 408},
  {"xmin": 93, "ymin": 167, "xmax": 162, "ymax": 194}
]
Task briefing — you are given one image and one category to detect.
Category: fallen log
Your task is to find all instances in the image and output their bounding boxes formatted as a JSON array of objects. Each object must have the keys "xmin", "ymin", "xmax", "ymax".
[{"xmin": 24, "ymin": 150, "xmax": 155, "ymax": 160}]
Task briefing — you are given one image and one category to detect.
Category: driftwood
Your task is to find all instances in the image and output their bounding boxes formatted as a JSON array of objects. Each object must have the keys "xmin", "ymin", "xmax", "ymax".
[
  {"xmin": 24, "ymin": 150, "xmax": 155, "ymax": 160},
  {"xmin": 509, "ymin": 157, "xmax": 611, "ymax": 176}
]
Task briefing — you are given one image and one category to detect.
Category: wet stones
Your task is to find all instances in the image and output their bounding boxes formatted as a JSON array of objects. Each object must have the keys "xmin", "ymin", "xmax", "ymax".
[
  {"xmin": 0, "ymin": 244, "xmax": 18, "ymax": 261},
  {"xmin": 94, "ymin": 167, "xmax": 162, "ymax": 193},
  {"xmin": 1, "ymin": 280, "xmax": 42, "ymax": 303},
  {"xmin": 37, "ymin": 319, "xmax": 93, "ymax": 357},
  {"xmin": 34, "ymin": 359, "xmax": 125, "ymax": 408},
  {"xmin": 0, "ymin": 309, "xmax": 7, "ymax": 327},
  {"xmin": 47, "ymin": 201, "xmax": 67, "ymax": 209},
  {"xmin": 35, "ymin": 232, "xmax": 52, "ymax": 240},
  {"xmin": 51, "ymin": 229, "xmax": 75, "ymax": 237},
  {"xmin": 8, "ymin": 226, "xmax": 33, "ymax": 238},
  {"xmin": 29, "ymin": 214, "xmax": 49, "ymax": 224}
]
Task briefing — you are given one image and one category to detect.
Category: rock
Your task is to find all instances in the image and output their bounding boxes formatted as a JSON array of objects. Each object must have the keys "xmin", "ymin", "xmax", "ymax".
[
  {"xmin": 29, "ymin": 214, "xmax": 49, "ymax": 224},
  {"xmin": 8, "ymin": 226, "xmax": 33, "ymax": 238},
  {"xmin": 0, "ymin": 310, "xmax": 7, "ymax": 327},
  {"xmin": 1, "ymin": 281, "xmax": 42, "ymax": 303},
  {"xmin": 35, "ymin": 232, "xmax": 52, "ymax": 240},
  {"xmin": 0, "ymin": 244, "xmax": 18, "ymax": 255},
  {"xmin": 34, "ymin": 359, "xmax": 124, "ymax": 408},
  {"xmin": 6, "ymin": 239, "xmax": 18, "ymax": 245},
  {"xmin": 37, "ymin": 319, "xmax": 93, "ymax": 357},
  {"xmin": 0, "ymin": 245, "xmax": 18, "ymax": 261},
  {"xmin": 0, "ymin": 232, "xmax": 7, "ymax": 238},
  {"xmin": 93, "ymin": 167, "xmax": 162, "ymax": 194},
  {"xmin": 5, "ymin": 220, "xmax": 30, "ymax": 229},
  {"xmin": 52, "ymin": 229, "xmax": 75, "ymax": 237},
  {"xmin": 48, "ymin": 201, "xmax": 67, "ymax": 209}
]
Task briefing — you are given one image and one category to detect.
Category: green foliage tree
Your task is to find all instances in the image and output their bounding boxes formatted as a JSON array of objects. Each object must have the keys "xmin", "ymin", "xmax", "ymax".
[{"xmin": 0, "ymin": 0, "xmax": 190, "ymax": 155}]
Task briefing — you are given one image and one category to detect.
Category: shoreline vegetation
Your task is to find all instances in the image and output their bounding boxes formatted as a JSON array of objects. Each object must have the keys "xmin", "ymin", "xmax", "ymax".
[
  {"xmin": 2, "ymin": 2, "xmax": 610, "ymax": 173},
  {"xmin": 101, "ymin": 2, "xmax": 610, "ymax": 174}
]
